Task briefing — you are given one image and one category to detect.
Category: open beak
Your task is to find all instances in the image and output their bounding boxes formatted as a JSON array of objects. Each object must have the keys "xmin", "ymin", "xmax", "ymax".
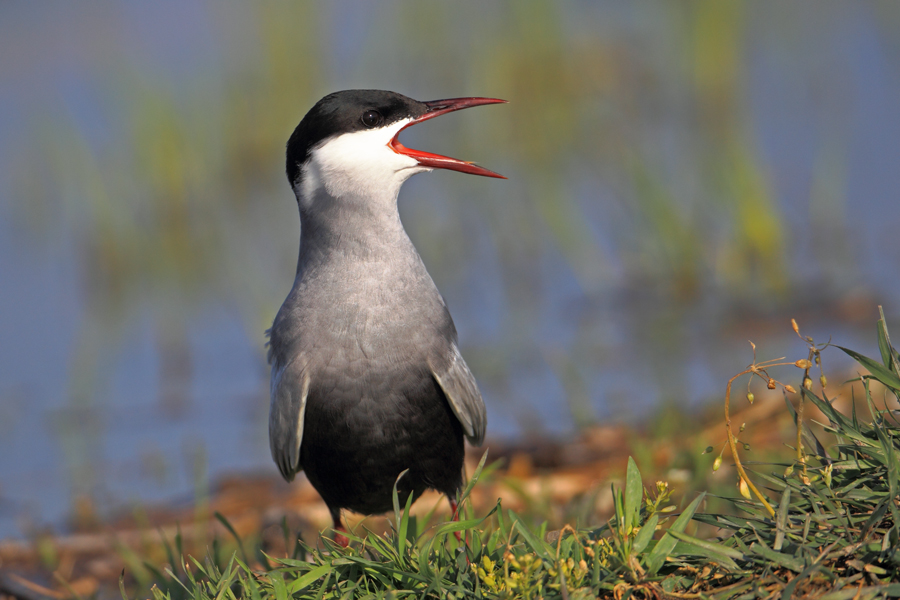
[{"xmin": 389, "ymin": 97, "xmax": 507, "ymax": 179}]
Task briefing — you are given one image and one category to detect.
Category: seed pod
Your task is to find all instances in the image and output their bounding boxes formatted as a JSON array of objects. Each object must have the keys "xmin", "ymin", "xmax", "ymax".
[
  {"xmin": 713, "ymin": 456, "xmax": 722, "ymax": 472},
  {"xmin": 785, "ymin": 384, "xmax": 797, "ymax": 394},
  {"xmin": 739, "ymin": 422, "xmax": 746, "ymax": 432},
  {"xmin": 784, "ymin": 464, "xmax": 794, "ymax": 477},
  {"xmin": 747, "ymin": 392, "xmax": 755, "ymax": 404},
  {"xmin": 791, "ymin": 319, "xmax": 800, "ymax": 334},
  {"xmin": 743, "ymin": 443, "xmax": 751, "ymax": 451},
  {"xmin": 795, "ymin": 359, "xmax": 811, "ymax": 369},
  {"xmin": 803, "ymin": 377, "xmax": 812, "ymax": 389},
  {"xmin": 820, "ymin": 374, "xmax": 827, "ymax": 387},
  {"xmin": 703, "ymin": 446, "xmax": 714, "ymax": 454},
  {"xmin": 739, "ymin": 477, "xmax": 751, "ymax": 499},
  {"xmin": 767, "ymin": 379, "xmax": 777, "ymax": 390}
]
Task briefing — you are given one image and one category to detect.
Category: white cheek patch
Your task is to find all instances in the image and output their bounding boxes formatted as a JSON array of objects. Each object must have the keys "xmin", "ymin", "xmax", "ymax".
[
  {"xmin": 301, "ymin": 119, "xmax": 424, "ymax": 203},
  {"xmin": 298, "ymin": 160, "xmax": 321, "ymax": 211}
]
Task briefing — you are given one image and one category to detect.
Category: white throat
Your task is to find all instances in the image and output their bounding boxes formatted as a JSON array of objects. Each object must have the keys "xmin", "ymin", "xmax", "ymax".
[{"xmin": 296, "ymin": 118, "xmax": 429, "ymax": 209}]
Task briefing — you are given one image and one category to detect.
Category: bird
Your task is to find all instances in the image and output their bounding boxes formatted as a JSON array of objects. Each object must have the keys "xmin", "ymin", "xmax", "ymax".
[{"xmin": 266, "ymin": 90, "xmax": 505, "ymax": 546}]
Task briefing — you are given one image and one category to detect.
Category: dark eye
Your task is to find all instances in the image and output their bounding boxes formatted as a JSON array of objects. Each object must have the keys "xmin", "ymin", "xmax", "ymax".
[{"xmin": 361, "ymin": 110, "xmax": 382, "ymax": 128}]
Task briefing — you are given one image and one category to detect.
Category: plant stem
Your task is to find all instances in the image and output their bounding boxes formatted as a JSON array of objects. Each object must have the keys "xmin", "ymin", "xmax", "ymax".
[{"xmin": 724, "ymin": 369, "xmax": 776, "ymax": 518}]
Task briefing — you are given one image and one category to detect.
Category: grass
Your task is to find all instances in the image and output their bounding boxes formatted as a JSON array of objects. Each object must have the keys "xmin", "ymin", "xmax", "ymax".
[{"xmin": 126, "ymin": 312, "xmax": 900, "ymax": 599}]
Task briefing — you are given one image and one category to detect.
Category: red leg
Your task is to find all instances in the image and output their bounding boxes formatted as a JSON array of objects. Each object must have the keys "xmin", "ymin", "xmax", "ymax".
[
  {"xmin": 331, "ymin": 509, "xmax": 349, "ymax": 548},
  {"xmin": 449, "ymin": 498, "xmax": 463, "ymax": 545},
  {"xmin": 449, "ymin": 497, "xmax": 471, "ymax": 565}
]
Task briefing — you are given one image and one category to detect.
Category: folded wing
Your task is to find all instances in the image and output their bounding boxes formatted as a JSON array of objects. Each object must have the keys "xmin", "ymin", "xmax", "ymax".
[
  {"xmin": 430, "ymin": 345, "xmax": 487, "ymax": 446},
  {"xmin": 269, "ymin": 355, "xmax": 310, "ymax": 481}
]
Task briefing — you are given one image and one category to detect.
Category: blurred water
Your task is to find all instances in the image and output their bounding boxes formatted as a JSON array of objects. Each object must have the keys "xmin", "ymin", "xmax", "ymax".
[{"xmin": 1, "ymin": 2, "xmax": 899, "ymax": 538}]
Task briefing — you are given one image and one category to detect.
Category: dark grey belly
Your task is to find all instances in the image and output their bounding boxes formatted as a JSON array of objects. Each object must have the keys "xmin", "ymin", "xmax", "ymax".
[{"xmin": 299, "ymin": 367, "xmax": 465, "ymax": 515}]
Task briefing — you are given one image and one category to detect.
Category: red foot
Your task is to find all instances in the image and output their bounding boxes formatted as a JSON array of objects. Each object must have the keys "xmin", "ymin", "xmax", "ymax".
[
  {"xmin": 449, "ymin": 498, "xmax": 471, "ymax": 565},
  {"xmin": 332, "ymin": 511, "xmax": 350, "ymax": 548},
  {"xmin": 333, "ymin": 530, "xmax": 349, "ymax": 548},
  {"xmin": 450, "ymin": 499, "xmax": 463, "ymax": 544}
]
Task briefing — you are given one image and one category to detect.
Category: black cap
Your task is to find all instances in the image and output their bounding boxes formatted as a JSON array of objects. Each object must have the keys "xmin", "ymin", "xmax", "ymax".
[{"xmin": 286, "ymin": 90, "xmax": 427, "ymax": 187}]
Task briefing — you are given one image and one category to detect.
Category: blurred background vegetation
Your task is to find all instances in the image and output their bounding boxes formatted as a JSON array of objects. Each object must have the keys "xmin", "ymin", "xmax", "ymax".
[{"xmin": 1, "ymin": 1, "xmax": 899, "ymax": 538}]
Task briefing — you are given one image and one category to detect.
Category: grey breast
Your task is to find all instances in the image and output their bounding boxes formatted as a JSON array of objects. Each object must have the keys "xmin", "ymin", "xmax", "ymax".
[{"xmin": 267, "ymin": 223, "xmax": 486, "ymax": 481}]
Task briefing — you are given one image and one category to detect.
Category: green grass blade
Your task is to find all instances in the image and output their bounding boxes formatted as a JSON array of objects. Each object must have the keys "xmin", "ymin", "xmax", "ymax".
[
  {"xmin": 271, "ymin": 555, "xmax": 319, "ymax": 568},
  {"xmin": 211, "ymin": 557, "xmax": 237, "ymax": 600},
  {"xmin": 774, "ymin": 487, "xmax": 791, "ymax": 551},
  {"xmin": 509, "ymin": 510, "xmax": 553, "ymax": 562},
  {"xmin": 391, "ymin": 468, "xmax": 410, "ymax": 530},
  {"xmin": 415, "ymin": 497, "xmax": 441, "ymax": 539},
  {"xmin": 213, "ymin": 512, "xmax": 250, "ymax": 567},
  {"xmin": 163, "ymin": 567, "xmax": 192, "ymax": 594},
  {"xmin": 878, "ymin": 317, "xmax": 893, "ymax": 369},
  {"xmin": 243, "ymin": 571, "xmax": 262, "ymax": 600},
  {"xmin": 783, "ymin": 392, "xmax": 797, "ymax": 422},
  {"xmin": 645, "ymin": 492, "xmax": 706, "ymax": 575},
  {"xmin": 188, "ymin": 556, "xmax": 209, "ymax": 579},
  {"xmin": 312, "ymin": 571, "xmax": 330, "ymax": 600},
  {"xmin": 748, "ymin": 542, "xmax": 804, "ymax": 573},
  {"xmin": 119, "ymin": 570, "xmax": 129, "ymax": 600},
  {"xmin": 612, "ymin": 485, "xmax": 623, "ymax": 530},
  {"xmin": 624, "ymin": 457, "xmax": 642, "ymax": 534},
  {"xmin": 331, "ymin": 555, "xmax": 431, "ymax": 584},
  {"xmin": 286, "ymin": 564, "xmax": 332, "ymax": 593},
  {"xmin": 174, "ymin": 524, "xmax": 183, "ymax": 565},
  {"xmin": 434, "ymin": 512, "xmax": 497, "ymax": 538},
  {"xmin": 632, "ymin": 513, "xmax": 658, "ymax": 554},
  {"xmin": 268, "ymin": 572, "xmax": 288, "ymax": 600},
  {"xmin": 802, "ymin": 389, "xmax": 855, "ymax": 436},
  {"xmin": 837, "ymin": 345, "xmax": 900, "ymax": 391},
  {"xmin": 455, "ymin": 449, "xmax": 490, "ymax": 510},
  {"xmin": 666, "ymin": 530, "xmax": 743, "ymax": 560},
  {"xmin": 873, "ymin": 421, "xmax": 900, "ymax": 527},
  {"xmin": 859, "ymin": 497, "xmax": 890, "ymax": 542},
  {"xmin": 157, "ymin": 527, "xmax": 177, "ymax": 571},
  {"xmin": 397, "ymin": 490, "xmax": 414, "ymax": 558}
]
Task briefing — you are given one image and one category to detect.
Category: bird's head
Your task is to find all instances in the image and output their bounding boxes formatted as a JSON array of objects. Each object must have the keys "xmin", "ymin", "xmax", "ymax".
[{"xmin": 286, "ymin": 90, "xmax": 505, "ymax": 206}]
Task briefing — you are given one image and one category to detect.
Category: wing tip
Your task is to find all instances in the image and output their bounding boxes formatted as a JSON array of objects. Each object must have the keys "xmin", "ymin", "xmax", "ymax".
[
  {"xmin": 274, "ymin": 449, "xmax": 299, "ymax": 482},
  {"xmin": 466, "ymin": 425, "xmax": 486, "ymax": 447}
]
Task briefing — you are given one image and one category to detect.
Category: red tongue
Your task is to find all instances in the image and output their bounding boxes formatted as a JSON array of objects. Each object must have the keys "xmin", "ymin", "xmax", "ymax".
[{"xmin": 388, "ymin": 96, "xmax": 507, "ymax": 179}]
